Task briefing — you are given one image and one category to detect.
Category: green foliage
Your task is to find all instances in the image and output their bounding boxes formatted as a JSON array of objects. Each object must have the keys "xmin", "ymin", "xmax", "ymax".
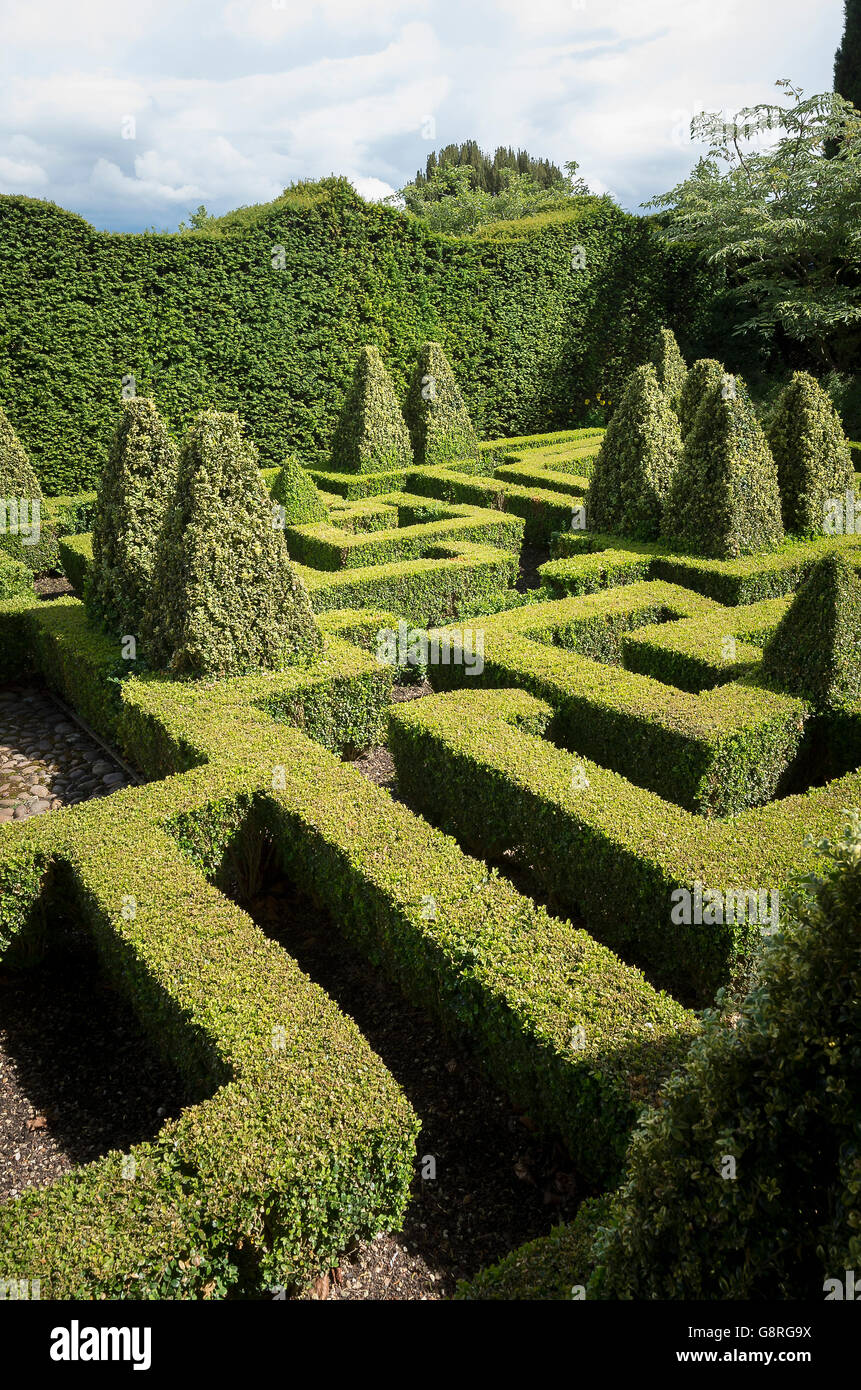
[
  {"xmin": 663, "ymin": 374, "xmax": 784, "ymax": 557},
  {"xmin": 0, "ymin": 402, "xmax": 42, "ymax": 500},
  {"xmin": 761, "ymin": 553, "xmax": 861, "ymax": 709},
  {"xmin": 329, "ymin": 346, "xmax": 413, "ymax": 475},
  {"xmin": 835, "ymin": 0, "xmax": 861, "ymax": 110},
  {"xmin": 587, "ymin": 364, "xmax": 682, "ymax": 539},
  {"xmin": 648, "ymin": 326, "xmax": 687, "ymax": 409},
  {"xmin": 456, "ymin": 1197, "xmax": 613, "ymax": 1300},
  {"xmin": 767, "ymin": 371, "xmax": 854, "ymax": 534},
  {"xmin": 677, "ymin": 358, "xmax": 726, "ymax": 437},
  {"xmin": 143, "ymin": 411, "xmax": 322, "ymax": 677},
  {"xmin": 0, "ymin": 550, "xmax": 31, "ymax": 600},
  {"xmin": 0, "ymin": 182, "xmax": 717, "ymax": 493},
  {"xmin": 589, "ymin": 813, "xmax": 861, "ymax": 1299},
  {"xmin": 413, "ymin": 140, "xmax": 564, "ymax": 195},
  {"xmin": 86, "ymin": 398, "xmax": 179, "ymax": 636},
  {"xmin": 397, "ymin": 157, "xmax": 591, "ymax": 235},
  {"xmin": 647, "ymin": 82, "xmax": 861, "ymax": 371},
  {"xmin": 404, "ymin": 342, "xmax": 479, "ymax": 467},
  {"xmin": 271, "ymin": 454, "xmax": 330, "ymax": 524}
]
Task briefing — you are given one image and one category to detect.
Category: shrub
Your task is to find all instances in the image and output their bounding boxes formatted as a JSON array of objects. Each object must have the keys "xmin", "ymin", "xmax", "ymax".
[
  {"xmin": 85, "ymin": 398, "xmax": 179, "ymax": 635},
  {"xmin": 0, "ymin": 550, "xmax": 31, "ymax": 600},
  {"xmin": 648, "ymin": 326, "xmax": 687, "ymax": 410},
  {"xmin": 677, "ymin": 358, "xmax": 726, "ymax": 437},
  {"xmin": 404, "ymin": 341, "xmax": 480, "ymax": 467},
  {"xmin": 760, "ymin": 553, "xmax": 861, "ymax": 710},
  {"xmin": 329, "ymin": 346, "xmax": 413, "ymax": 475},
  {"xmin": 142, "ymin": 411, "xmax": 322, "ymax": 677},
  {"xmin": 587, "ymin": 364, "xmax": 682, "ymax": 539},
  {"xmin": 589, "ymin": 812, "xmax": 861, "ymax": 1299},
  {"xmin": 271, "ymin": 453, "xmax": 330, "ymax": 524},
  {"xmin": 0, "ymin": 401, "xmax": 42, "ymax": 501},
  {"xmin": 662, "ymin": 375, "xmax": 784, "ymax": 557},
  {"xmin": 766, "ymin": 371, "xmax": 854, "ymax": 536}
]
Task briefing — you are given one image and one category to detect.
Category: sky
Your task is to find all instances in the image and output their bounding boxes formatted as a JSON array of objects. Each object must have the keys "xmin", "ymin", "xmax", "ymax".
[{"xmin": 0, "ymin": 0, "xmax": 846, "ymax": 232}]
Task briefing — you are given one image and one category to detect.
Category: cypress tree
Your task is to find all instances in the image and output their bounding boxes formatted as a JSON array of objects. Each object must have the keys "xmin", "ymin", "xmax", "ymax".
[{"xmin": 835, "ymin": 0, "xmax": 861, "ymax": 110}]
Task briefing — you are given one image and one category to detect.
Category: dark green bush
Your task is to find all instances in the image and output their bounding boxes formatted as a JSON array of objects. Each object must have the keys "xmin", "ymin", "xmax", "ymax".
[
  {"xmin": 0, "ymin": 549, "xmax": 32, "ymax": 600},
  {"xmin": 677, "ymin": 358, "xmax": 726, "ymax": 437},
  {"xmin": 662, "ymin": 375, "xmax": 784, "ymax": 557},
  {"xmin": 589, "ymin": 813, "xmax": 861, "ymax": 1299},
  {"xmin": 329, "ymin": 346, "xmax": 413, "ymax": 475},
  {"xmin": 767, "ymin": 371, "xmax": 854, "ymax": 536},
  {"xmin": 271, "ymin": 453, "xmax": 330, "ymax": 523},
  {"xmin": 404, "ymin": 342, "xmax": 480, "ymax": 467},
  {"xmin": 648, "ymin": 326, "xmax": 687, "ymax": 410},
  {"xmin": 760, "ymin": 553, "xmax": 861, "ymax": 710},
  {"xmin": 587, "ymin": 364, "xmax": 682, "ymax": 539},
  {"xmin": 86, "ymin": 398, "xmax": 179, "ymax": 635},
  {"xmin": 143, "ymin": 411, "xmax": 322, "ymax": 677}
]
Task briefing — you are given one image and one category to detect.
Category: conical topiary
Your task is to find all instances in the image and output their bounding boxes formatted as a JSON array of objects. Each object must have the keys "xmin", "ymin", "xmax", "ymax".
[
  {"xmin": 271, "ymin": 454, "xmax": 330, "ymax": 525},
  {"xmin": 330, "ymin": 345, "xmax": 413, "ymax": 475},
  {"xmin": 142, "ymin": 411, "xmax": 323, "ymax": 678},
  {"xmin": 677, "ymin": 358, "xmax": 726, "ymax": 437},
  {"xmin": 766, "ymin": 371, "xmax": 854, "ymax": 537},
  {"xmin": 587, "ymin": 364, "xmax": 682, "ymax": 539},
  {"xmin": 588, "ymin": 813, "xmax": 861, "ymax": 1299},
  {"xmin": 404, "ymin": 341, "xmax": 479, "ymax": 467},
  {"xmin": 648, "ymin": 327, "xmax": 687, "ymax": 411},
  {"xmin": 662, "ymin": 375, "xmax": 784, "ymax": 557},
  {"xmin": 760, "ymin": 553, "xmax": 861, "ymax": 710},
  {"xmin": 0, "ymin": 403, "xmax": 42, "ymax": 502},
  {"xmin": 86, "ymin": 398, "xmax": 179, "ymax": 635}
]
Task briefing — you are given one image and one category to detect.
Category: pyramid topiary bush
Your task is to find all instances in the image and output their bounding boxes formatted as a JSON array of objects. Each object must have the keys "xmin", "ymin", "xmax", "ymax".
[
  {"xmin": 587, "ymin": 364, "xmax": 682, "ymax": 539},
  {"xmin": 662, "ymin": 375, "xmax": 784, "ymax": 557},
  {"xmin": 588, "ymin": 811, "xmax": 861, "ymax": 1299},
  {"xmin": 648, "ymin": 327, "xmax": 688, "ymax": 411},
  {"xmin": 760, "ymin": 553, "xmax": 861, "ymax": 710},
  {"xmin": 271, "ymin": 454, "xmax": 330, "ymax": 525},
  {"xmin": 86, "ymin": 398, "xmax": 179, "ymax": 636},
  {"xmin": 766, "ymin": 371, "xmax": 854, "ymax": 537},
  {"xmin": 677, "ymin": 358, "xmax": 726, "ymax": 438},
  {"xmin": 330, "ymin": 346, "xmax": 413, "ymax": 475},
  {"xmin": 143, "ymin": 411, "xmax": 323, "ymax": 678},
  {"xmin": 0, "ymin": 402, "xmax": 42, "ymax": 502},
  {"xmin": 404, "ymin": 341, "xmax": 479, "ymax": 468}
]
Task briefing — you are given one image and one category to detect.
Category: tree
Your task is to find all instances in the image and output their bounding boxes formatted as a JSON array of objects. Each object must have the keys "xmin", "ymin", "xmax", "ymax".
[
  {"xmin": 393, "ymin": 159, "xmax": 591, "ymax": 235},
  {"xmin": 86, "ymin": 398, "xmax": 179, "ymax": 636},
  {"xmin": 142, "ymin": 411, "xmax": 322, "ymax": 677},
  {"xmin": 412, "ymin": 141, "xmax": 564, "ymax": 195},
  {"xmin": 662, "ymin": 374, "xmax": 784, "ymax": 558},
  {"xmin": 587, "ymin": 365, "xmax": 682, "ymax": 539},
  {"xmin": 403, "ymin": 343, "xmax": 479, "ymax": 467},
  {"xmin": 271, "ymin": 454, "xmax": 330, "ymax": 525},
  {"xmin": 646, "ymin": 82, "xmax": 861, "ymax": 372},
  {"xmin": 330, "ymin": 346, "xmax": 413, "ymax": 475},
  {"xmin": 766, "ymin": 371, "xmax": 854, "ymax": 535},
  {"xmin": 835, "ymin": 1, "xmax": 861, "ymax": 110}
]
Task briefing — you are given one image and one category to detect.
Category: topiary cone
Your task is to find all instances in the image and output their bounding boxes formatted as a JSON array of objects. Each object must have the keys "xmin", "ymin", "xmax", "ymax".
[
  {"xmin": 330, "ymin": 345, "xmax": 412, "ymax": 475},
  {"xmin": 404, "ymin": 341, "xmax": 479, "ymax": 468},
  {"xmin": 760, "ymin": 552, "xmax": 861, "ymax": 710}
]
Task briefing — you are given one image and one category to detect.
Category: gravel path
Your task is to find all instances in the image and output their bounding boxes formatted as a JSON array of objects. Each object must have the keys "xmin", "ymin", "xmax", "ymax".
[{"xmin": 0, "ymin": 685, "xmax": 132, "ymax": 823}]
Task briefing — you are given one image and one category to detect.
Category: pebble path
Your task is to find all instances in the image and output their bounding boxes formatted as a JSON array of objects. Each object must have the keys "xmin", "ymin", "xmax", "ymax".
[{"xmin": 0, "ymin": 684, "xmax": 132, "ymax": 823}]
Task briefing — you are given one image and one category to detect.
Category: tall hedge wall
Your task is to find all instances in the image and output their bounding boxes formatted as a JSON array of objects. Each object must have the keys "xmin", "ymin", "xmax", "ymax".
[{"xmin": 0, "ymin": 179, "xmax": 719, "ymax": 495}]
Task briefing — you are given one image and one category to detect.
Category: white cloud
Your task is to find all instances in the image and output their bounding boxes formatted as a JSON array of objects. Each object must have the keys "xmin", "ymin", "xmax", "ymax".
[{"xmin": 0, "ymin": 0, "xmax": 846, "ymax": 229}]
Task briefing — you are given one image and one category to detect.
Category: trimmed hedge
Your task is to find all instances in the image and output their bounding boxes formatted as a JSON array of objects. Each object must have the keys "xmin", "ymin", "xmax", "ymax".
[
  {"xmin": 455, "ymin": 1197, "xmax": 612, "ymax": 1300},
  {"xmin": 405, "ymin": 465, "xmax": 579, "ymax": 545},
  {"xmin": 589, "ymin": 814, "xmax": 861, "ymax": 1299},
  {"xmin": 586, "ymin": 364, "xmax": 681, "ymax": 539},
  {"xmin": 389, "ymin": 684, "xmax": 861, "ymax": 1001},
  {"xmin": 283, "ymin": 492, "xmax": 523, "ymax": 571},
  {"xmin": 403, "ymin": 342, "xmax": 480, "ymax": 468},
  {"xmin": 424, "ymin": 588, "xmax": 808, "ymax": 818},
  {"xmin": 142, "ymin": 411, "xmax": 323, "ymax": 676},
  {"xmin": 676, "ymin": 357, "xmax": 726, "ymax": 438},
  {"xmin": 270, "ymin": 453, "xmax": 330, "ymax": 524},
  {"xmin": 761, "ymin": 553, "xmax": 861, "ymax": 710},
  {"xmin": 86, "ymin": 397, "xmax": 179, "ymax": 635},
  {"xmin": 0, "ymin": 184, "xmax": 718, "ymax": 494},
  {"xmin": 0, "ymin": 400, "xmax": 42, "ymax": 500},
  {"xmin": 766, "ymin": 371, "xmax": 854, "ymax": 536},
  {"xmin": 621, "ymin": 594, "xmax": 789, "ymax": 692},
  {"xmin": 648, "ymin": 326, "xmax": 687, "ymax": 410},
  {"xmin": 0, "ymin": 549, "xmax": 32, "ymax": 600},
  {"xmin": 663, "ymin": 375, "xmax": 784, "ymax": 558},
  {"xmin": 329, "ymin": 345, "xmax": 413, "ymax": 475}
]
